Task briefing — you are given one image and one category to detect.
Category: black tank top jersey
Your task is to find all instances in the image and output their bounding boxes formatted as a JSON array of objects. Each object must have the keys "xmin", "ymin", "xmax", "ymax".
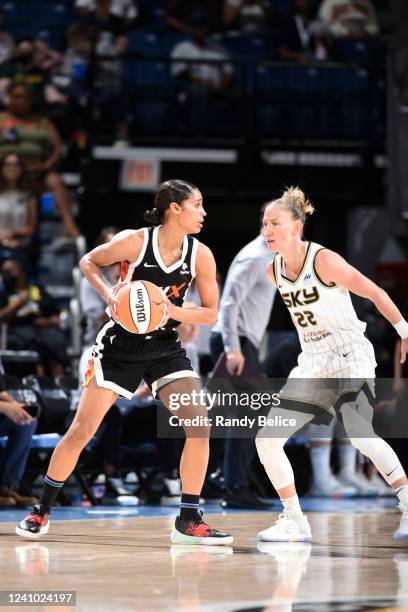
[{"xmin": 120, "ymin": 226, "xmax": 199, "ymax": 335}]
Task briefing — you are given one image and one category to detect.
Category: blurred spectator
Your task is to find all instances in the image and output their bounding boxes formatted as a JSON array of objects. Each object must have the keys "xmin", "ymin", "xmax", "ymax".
[
  {"xmin": 279, "ymin": 0, "xmax": 332, "ymax": 63},
  {"xmin": 165, "ymin": 0, "xmax": 221, "ymax": 35},
  {"xmin": 33, "ymin": 39, "xmax": 63, "ymax": 74},
  {"xmin": 79, "ymin": 0, "xmax": 129, "ymax": 135},
  {"xmin": 0, "ymin": 82, "xmax": 80, "ymax": 238},
  {"xmin": 171, "ymin": 17, "xmax": 234, "ymax": 134},
  {"xmin": 0, "ymin": 357, "xmax": 38, "ymax": 507},
  {"xmin": 223, "ymin": 0, "xmax": 273, "ymax": 33},
  {"xmin": 53, "ymin": 22, "xmax": 92, "ymax": 128},
  {"xmin": 79, "ymin": 226, "xmax": 119, "ymax": 352},
  {"xmin": 0, "ymin": 8, "xmax": 15, "ymax": 66},
  {"xmin": 318, "ymin": 0, "xmax": 379, "ymax": 38},
  {"xmin": 0, "ymin": 38, "xmax": 52, "ymax": 109},
  {"xmin": 75, "ymin": 0, "xmax": 139, "ymax": 26},
  {"xmin": 0, "ymin": 153, "xmax": 37, "ymax": 263},
  {"xmin": 0, "ymin": 258, "xmax": 69, "ymax": 377},
  {"xmin": 82, "ymin": 0, "xmax": 128, "ymax": 49},
  {"xmin": 210, "ymin": 206, "xmax": 276, "ymax": 509}
]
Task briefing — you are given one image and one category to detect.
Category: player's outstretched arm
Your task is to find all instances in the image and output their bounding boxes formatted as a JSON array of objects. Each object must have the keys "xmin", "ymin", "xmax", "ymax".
[
  {"xmin": 315, "ymin": 249, "xmax": 408, "ymax": 363},
  {"xmin": 166, "ymin": 243, "xmax": 218, "ymax": 326},
  {"xmin": 79, "ymin": 229, "xmax": 144, "ymax": 320}
]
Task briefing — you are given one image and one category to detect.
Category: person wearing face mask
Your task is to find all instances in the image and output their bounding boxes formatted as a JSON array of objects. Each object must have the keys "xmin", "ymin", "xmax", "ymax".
[{"xmin": 0, "ymin": 38, "xmax": 50, "ymax": 109}]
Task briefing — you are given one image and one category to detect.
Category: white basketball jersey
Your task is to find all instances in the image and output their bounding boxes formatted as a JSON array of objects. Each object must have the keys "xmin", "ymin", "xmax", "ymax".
[{"xmin": 274, "ymin": 242, "xmax": 367, "ymax": 355}]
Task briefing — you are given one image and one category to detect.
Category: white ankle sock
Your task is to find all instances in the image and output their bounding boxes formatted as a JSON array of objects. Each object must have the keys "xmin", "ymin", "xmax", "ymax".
[
  {"xmin": 338, "ymin": 443, "xmax": 357, "ymax": 476},
  {"xmin": 282, "ymin": 495, "xmax": 303, "ymax": 517}
]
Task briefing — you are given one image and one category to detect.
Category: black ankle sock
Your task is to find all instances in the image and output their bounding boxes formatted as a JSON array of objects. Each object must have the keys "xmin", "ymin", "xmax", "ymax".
[
  {"xmin": 39, "ymin": 474, "xmax": 65, "ymax": 514},
  {"xmin": 180, "ymin": 493, "xmax": 200, "ymax": 521}
]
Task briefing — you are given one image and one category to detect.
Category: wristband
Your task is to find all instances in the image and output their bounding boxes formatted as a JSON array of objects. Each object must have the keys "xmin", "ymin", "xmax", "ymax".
[{"xmin": 394, "ymin": 319, "xmax": 408, "ymax": 339}]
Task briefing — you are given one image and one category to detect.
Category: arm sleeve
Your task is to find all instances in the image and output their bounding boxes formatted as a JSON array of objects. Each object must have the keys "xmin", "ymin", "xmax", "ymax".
[{"xmin": 220, "ymin": 256, "xmax": 262, "ymax": 352}]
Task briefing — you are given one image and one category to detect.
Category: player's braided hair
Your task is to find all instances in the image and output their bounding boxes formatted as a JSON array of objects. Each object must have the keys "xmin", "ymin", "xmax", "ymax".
[{"xmin": 144, "ymin": 179, "xmax": 197, "ymax": 226}]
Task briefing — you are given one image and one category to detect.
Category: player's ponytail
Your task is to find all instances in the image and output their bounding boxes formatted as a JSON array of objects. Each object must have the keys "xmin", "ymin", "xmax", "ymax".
[
  {"xmin": 144, "ymin": 207, "xmax": 162, "ymax": 226},
  {"xmin": 281, "ymin": 186, "xmax": 315, "ymax": 224},
  {"xmin": 144, "ymin": 179, "xmax": 198, "ymax": 226}
]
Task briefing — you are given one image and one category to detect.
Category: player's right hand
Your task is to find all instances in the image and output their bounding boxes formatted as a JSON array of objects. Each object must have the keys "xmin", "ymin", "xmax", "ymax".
[
  {"xmin": 104, "ymin": 282, "xmax": 127, "ymax": 323},
  {"xmin": 226, "ymin": 351, "xmax": 245, "ymax": 376}
]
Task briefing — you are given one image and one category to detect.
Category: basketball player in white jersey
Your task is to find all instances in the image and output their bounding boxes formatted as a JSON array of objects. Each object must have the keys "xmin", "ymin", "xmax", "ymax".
[
  {"xmin": 16, "ymin": 179, "xmax": 232, "ymax": 545},
  {"xmin": 256, "ymin": 187, "xmax": 408, "ymax": 542}
]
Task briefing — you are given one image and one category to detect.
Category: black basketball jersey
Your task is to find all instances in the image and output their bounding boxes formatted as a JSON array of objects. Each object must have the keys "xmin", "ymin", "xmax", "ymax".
[{"xmin": 120, "ymin": 226, "xmax": 199, "ymax": 333}]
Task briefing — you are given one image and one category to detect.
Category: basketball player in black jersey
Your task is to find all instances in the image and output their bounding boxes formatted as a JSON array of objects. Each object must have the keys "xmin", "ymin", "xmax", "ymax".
[{"xmin": 16, "ymin": 179, "xmax": 233, "ymax": 545}]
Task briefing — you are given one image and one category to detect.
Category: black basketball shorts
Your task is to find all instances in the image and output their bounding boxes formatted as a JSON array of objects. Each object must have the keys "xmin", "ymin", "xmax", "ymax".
[{"xmin": 84, "ymin": 321, "xmax": 199, "ymax": 399}]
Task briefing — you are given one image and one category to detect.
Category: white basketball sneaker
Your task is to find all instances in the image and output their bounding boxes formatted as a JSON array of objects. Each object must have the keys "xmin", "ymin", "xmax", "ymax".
[
  {"xmin": 337, "ymin": 471, "xmax": 377, "ymax": 496},
  {"xmin": 394, "ymin": 503, "xmax": 408, "ymax": 540},
  {"xmin": 308, "ymin": 475, "xmax": 356, "ymax": 498},
  {"xmin": 257, "ymin": 511, "xmax": 312, "ymax": 542}
]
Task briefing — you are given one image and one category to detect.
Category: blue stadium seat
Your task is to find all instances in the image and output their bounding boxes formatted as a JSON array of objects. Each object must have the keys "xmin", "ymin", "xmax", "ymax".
[
  {"xmin": 268, "ymin": 0, "xmax": 291, "ymax": 17},
  {"xmin": 124, "ymin": 60, "xmax": 170, "ymax": 90},
  {"xmin": 128, "ymin": 30, "xmax": 162, "ymax": 56},
  {"xmin": 334, "ymin": 39, "xmax": 371, "ymax": 65},
  {"xmin": 139, "ymin": 0, "xmax": 165, "ymax": 25},
  {"xmin": 1, "ymin": 1, "xmax": 26, "ymax": 25},
  {"xmin": 216, "ymin": 33, "xmax": 267, "ymax": 60},
  {"xmin": 25, "ymin": 1, "xmax": 73, "ymax": 29}
]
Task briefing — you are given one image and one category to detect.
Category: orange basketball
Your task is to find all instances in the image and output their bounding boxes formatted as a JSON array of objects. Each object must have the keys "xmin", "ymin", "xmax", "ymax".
[{"xmin": 115, "ymin": 280, "xmax": 165, "ymax": 334}]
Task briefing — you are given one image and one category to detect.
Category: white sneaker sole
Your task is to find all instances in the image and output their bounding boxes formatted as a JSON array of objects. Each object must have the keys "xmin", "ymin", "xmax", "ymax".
[
  {"xmin": 15, "ymin": 521, "xmax": 50, "ymax": 540},
  {"xmin": 170, "ymin": 528, "xmax": 233, "ymax": 546},
  {"xmin": 257, "ymin": 531, "xmax": 312, "ymax": 542}
]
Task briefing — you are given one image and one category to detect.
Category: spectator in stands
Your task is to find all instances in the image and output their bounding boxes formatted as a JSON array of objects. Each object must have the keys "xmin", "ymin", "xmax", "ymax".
[
  {"xmin": 171, "ymin": 16, "xmax": 234, "ymax": 135},
  {"xmin": 223, "ymin": 0, "xmax": 274, "ymax": 33},
  {"xmin": 0, "ymin": 356, "xmax": 38, "ymax": 508},
  {"xmin": 0, "ymin": 38, "xmax": 50, "ymax": 110},
  {"xmin": 0, "ymin": 82, "xmax": 80, "ymax": 239},
  {"xmin": 82, "ymin": 0, "xmax": 128, "ymax": 48},
  {"xmin": 0, "ymin": 8, "xmax": 15, "ymax": 66},
  {"xmin": 58, "ymin": 23, "xmax": 92, "ymax": 112},
  {"xmin": 0, "ymin": 258, "xmax": 69, "ymax": 377},
  {"xmin": 279, "ymin": 0, "xmax": 332, "ymax": 63},
  {"xmin": 165, "ymin": 0, "xmax": 222, "ymax": 35},
  {"xmin": 78, "ymin": 0, "xmax": 129, "ymax": 135},
  {"xmin": 79, "ymin": 226, "xmax": 119, "ymax": 358},
  {"xmin": 318, "ymin": 0, "xmax": 379, "ymax": 39},
  {"xmin": 75, "ymin": 0, "xmax": 139, "ymax": 27},
  {"xmin": 0, "ymin": 153, "xmax": 37, "ymax": 264},
  {"xmin": 33, "ymin": 39, "xmax": 63, "ymax": 74}
]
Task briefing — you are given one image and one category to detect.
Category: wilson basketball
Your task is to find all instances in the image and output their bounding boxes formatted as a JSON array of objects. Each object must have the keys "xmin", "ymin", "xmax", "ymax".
[{"xmin": 115, "ymin": 280, "xmax": 165, "ymax": 334}]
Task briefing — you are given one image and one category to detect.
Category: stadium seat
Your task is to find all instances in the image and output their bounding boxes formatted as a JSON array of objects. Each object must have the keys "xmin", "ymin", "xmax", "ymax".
[
  {"xmin": 128, "ymin": 30, "xmax": 162, "ymax": 56},
  {"xmin": 216, "ymin": 33, "xmax": 267, "ymax": 60}
]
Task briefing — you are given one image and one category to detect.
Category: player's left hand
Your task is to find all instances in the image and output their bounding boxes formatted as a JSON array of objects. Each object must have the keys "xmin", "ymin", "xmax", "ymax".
[{"xmin": 401, "ymin": 337, "xmax": 408, "ymax": 364}]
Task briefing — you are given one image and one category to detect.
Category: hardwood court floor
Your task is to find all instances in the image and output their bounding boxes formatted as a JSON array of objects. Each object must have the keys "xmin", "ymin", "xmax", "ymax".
[{"xmin": 2, "ymin": 511, "xmax": 408, "ymax": 611}]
